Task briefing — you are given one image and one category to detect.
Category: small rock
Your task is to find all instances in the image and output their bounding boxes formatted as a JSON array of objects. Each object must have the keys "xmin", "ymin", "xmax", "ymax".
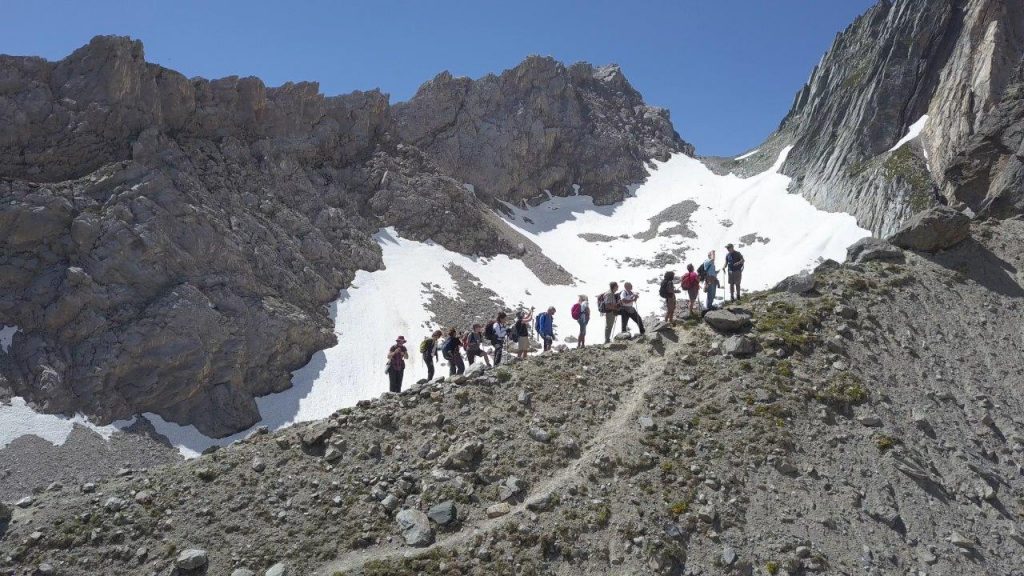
[
  {"xmin": 498, "ymin": 477, "xmax": 526, "ymax": 501},
  {"xmin": 517, "ymin": 390, "xmax": 531, "ymax": 406},
  {"xmin": 324, "ymin": 445, "xmax": 343, "ymax": 462},
  {"xmin": 81, "ymin": 483, "xmax": 96, "ymax": 493},
  {"xmin": 487, "ymin": 503, "xmax": 512, "ymax": 518},
  {"xmin": 251, "ymin": 458, "xmax": 266, "ymax": 473},
  {"xmin": 638, "ymin": 416, "xmax": 657, "ymax": 431},
  {"xmin": 381, "ymin": 494, "xmax": 400, "ymax": 511},
  {"xmin": 15, "ymin": 496, "xmax": 33, "ymax": 508},
  {"xmin": 949, "ymin": 531, "xmax": 974, "ymax": 549},
  {"xmin": 795, "ymin": 545, "xmax": 811, "ymax": 558},
  {"xmin": 36, "ymin": 564, "xmax": 55, "ymax": 576},
  {"xmin": 720, "ymin": 335, "xmax": 756, "ymax": 357},
  {"xmin": 104, "ymin": 497, "xmax": 127, "ymax": 511},
  {"xmin": 175, "ymin": 549, "xmax": 209, "ymax": 570},
  {"xmin": 857, "ymin": 415, "xmax": 882, "ymax": 427},
  {"xmin": 231, "ymin": 570, "xmax": 257, "ymax": 576},
  {"xmin": 265, "ymin": 562, "xmax": 288, "ymax": 576},
  {"xmin": 722, "ymin": 545, "xmax": 737, "ymax": 566},
  {"xmin": 528, "ymin": 427, "xmax": 552, "ymax": 443},
  {"xmin": 442, "ymin": 441, "xmax": 484, "ymax": 470},
  {"xmin": 134, "ymin": 491, "xmax": 154, "ymax": 505},
  {"xmin": 697, "ymin": 503, "xmax": 717, "ymax": 523}
]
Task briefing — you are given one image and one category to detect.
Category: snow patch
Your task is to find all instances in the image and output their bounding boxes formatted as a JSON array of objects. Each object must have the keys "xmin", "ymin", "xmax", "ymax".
[
  {"xmin": 734, "ymin": 149, "xmax": 760, "ymax": 161},
  {"xmin": 889, "ymin": 115, "xmax": 929, "ymax": 153},
  {"xmin": 0, "ymin": 397, "xmax": 134, "ymax": 449},
  {"xmin": 0, "ymin": 325, "xmax": 19, "ymax": 353}
]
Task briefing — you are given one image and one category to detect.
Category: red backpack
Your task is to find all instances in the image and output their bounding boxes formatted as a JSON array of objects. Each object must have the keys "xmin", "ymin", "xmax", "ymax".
[
  {"xmin": 571, "ymin": 303, "xmax": 582, "ymax": 320},
  {"xmin": 681, "ymin": 273, "xmax": 697, "ymax": 290}
]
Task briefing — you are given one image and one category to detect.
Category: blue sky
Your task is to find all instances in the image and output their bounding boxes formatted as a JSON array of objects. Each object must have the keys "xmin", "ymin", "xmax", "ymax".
[{"xmin": 1, "ymin": 1, "xmax": 875, "ymax": 156}]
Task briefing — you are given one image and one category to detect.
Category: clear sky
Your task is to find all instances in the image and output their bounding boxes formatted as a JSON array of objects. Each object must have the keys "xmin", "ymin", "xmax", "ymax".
[{"xmin": 1, "ymin": 0, "xmax": 875, "ymax": 156}]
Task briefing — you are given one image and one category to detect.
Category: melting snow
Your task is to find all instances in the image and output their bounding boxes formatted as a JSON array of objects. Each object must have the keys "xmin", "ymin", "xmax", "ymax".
[
  {"xmin": 734, "ymin": 149, "xmax": 760, "ymax": 161},
  {"xmin": 0, "ymin": 324, "xmax": 19, "ymax": 353},
  {"xmin": 0, "ymin": 397, "xmax": 134, "ymax": 449},
  {"xmin": 889, "ymin": 115, "xmax": 929, "ymax": 153},
  {"xmin": 144, "ymin": 148, "xmax": 870, "ymax": 457}
]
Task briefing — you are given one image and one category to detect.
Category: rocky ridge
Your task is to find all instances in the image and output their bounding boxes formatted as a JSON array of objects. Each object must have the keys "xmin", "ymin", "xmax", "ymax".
[
  {"xmin": 2, "ymin": 218, "xmax": 1023, "ymax": 575},
  {"xmin": 0, "ymin": 36, "xmax": 684, "ymax": 435}
]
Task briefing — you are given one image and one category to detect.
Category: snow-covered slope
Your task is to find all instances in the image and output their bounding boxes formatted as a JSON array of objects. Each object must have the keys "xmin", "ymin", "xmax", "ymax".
[{"xmin": 138, "ymin": 148, "xmax": 869, "ymax": 456}]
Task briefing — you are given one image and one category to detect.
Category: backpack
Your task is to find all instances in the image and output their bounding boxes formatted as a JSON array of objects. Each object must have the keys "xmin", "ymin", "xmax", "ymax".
[
  {"xmin": 419, "ymin": 338, "xmax": 431, "ymax": 354},
  {"xmin": 571, "ymin": 303, "xmax": 581, "ymax": 320},
  {"xmin": 681, "ymin": 273, "xmax": 696, "ymax": 290},
  {"xmin": 597, "ymin": 293, "xmax": 608, "ymax": 314},
  {"xmin": 697, "ymin": 263, "xmax": 707, "ymax": 283},
  {"xmin": 461, "ymin": 333, "xmax": 471, "ymax": 349},
  {"xmin": 659, "ymin": 278, "xmax": 673, "ymax": 298},
  {"xmin": 484, "ymin": 321, "xmax": 497, "ymax": 343},
  {"xmin": 508, "ymin": 322, "xmax": 519, "ymax": 340}
]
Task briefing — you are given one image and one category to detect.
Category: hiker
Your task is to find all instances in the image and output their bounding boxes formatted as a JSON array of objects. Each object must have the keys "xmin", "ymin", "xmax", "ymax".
[
  {"xmin": 535, "ymin": 306, "xmax": 556, "ymax": 352},
  {"xmin": 619, "ymin": 282, "xmax": 645, "ymax": 335},
  {"xmin": 386, "ymin": 336, "xmax": 409, "ymax": 393},
  {"xmin": 465, "ymin": 323, "xmax": 491, "ymax": 367},
  {"xmin": 660, "ymin": 271, "xmax": 680, "ymax": 324},
  {"xmin": 702, "ymin": 250, "xmax": 719, "ymax": 313},
  {"xmin": 680, "ymin": 264, "xmax": 701, "ymax": 317},
  {"xmin": 725, "ymin": 243, "xmax": 745, "ymax": 301},
  {"xmin": 419, "ymin": 330, "xmax": 442, "ymax": 380},
  {"xmin": 442, "ymin": 328, "xmax": 465, "ymax": 375},
  {"xmin": 572, "ymin": 295, "xmax": 590, "ymax": 348},
  {"xmin": 513, "ymin": 307, "xmax": 534, "ymax": 360},
  {"xmin": 599, "ymin": 281, "xmax": 621, "ymax": 344},
  {"xmin": 488, "ymin": 312, "xmax": 509, "ymax": 366}
]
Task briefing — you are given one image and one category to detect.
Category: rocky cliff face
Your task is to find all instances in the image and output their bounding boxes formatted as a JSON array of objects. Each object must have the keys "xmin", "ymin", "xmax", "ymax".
[
  {"xmin": 393, "ymin": 56, "xmax": 691, "ymax": 206},
  {"xmin": 0, "ymin": 37, "xmax": 684, "ymax": 436},
  {"xmin": 738, "ymin": 0, "xmax": 1024, "ymax": 236}
]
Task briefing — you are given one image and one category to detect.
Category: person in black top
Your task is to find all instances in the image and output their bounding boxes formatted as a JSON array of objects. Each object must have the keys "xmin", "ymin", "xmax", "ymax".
[
  {"xmin": 420, "ymin": 330, "xmax": 442, "ymax": 380},
  {"xmin": 442, "ymin": 328, "xmax": 465, "ymax": 375},
  {"xmin": 725, "ymin": 243, "xmax": 745, "ymax": 302},
  {"xmin": 386, "ymin": 336, "xmax": 409, "ymax": 393}
]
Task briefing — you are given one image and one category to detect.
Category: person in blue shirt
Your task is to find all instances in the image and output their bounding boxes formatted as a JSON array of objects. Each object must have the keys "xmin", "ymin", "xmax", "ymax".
[
  {"xmin": 535, "ymin": 306, "xmax": 556, "ymax": 351},
  {"xmin": 725, "ymin": 243, "xmax": 745, "ymax": 302}
]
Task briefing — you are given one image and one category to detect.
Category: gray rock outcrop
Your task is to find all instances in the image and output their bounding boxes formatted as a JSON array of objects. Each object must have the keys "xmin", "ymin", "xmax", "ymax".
[
  {"xmin": 887, "ymin": 206, "xmax": 971, "ymax": 252},
  {"xmin": 703, "ymin": 310, "xmax": 752, "ymax": 333},
  {"xmin": 749, "ymin": 0, "xmax": 1024, "ymax": 236},
  {"xmin": 0, "ymin": 37, "xmax": 680, "ymax": 435}
]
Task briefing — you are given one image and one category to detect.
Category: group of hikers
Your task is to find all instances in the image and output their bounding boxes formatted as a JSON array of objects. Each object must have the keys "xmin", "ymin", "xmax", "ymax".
[{"xmin": 385, "ymin": 244, "xmax": 746, "ymax": 393}]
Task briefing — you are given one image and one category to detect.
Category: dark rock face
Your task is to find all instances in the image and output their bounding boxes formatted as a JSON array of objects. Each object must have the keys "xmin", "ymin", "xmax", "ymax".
[
  {"xmin": 757, "ymin": 0, "xmax": 1024, "ymax": 236},
  {"xmin": 0, "ymin": 37, "xmax": 679, "ymax": 436},
  {"xmin": 393, "ymin": 57, "xmax": 692, "ymax": 206},
  {"xmin": 887, "ymin": 206, "xmax": 971, "ymax": 252}
]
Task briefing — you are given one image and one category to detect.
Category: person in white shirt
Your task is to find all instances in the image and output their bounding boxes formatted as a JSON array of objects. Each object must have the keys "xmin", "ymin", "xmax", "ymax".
[
  {"xmin": 618, "ymin": 282, "xmax": 645, "ymax": 335},
  {"xmin": 491, "ymin": 312, "xmax": 508, "ymax": 366}
]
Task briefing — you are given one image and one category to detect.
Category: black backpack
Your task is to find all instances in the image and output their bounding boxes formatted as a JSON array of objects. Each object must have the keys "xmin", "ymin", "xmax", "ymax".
[
  {"xmin": 659, "ymin": 278, "xmax": 673, "ymax": 298},
  {"xmin": 484, "ymin": 321, "xmax": 498, "ymax": 344},
  {"xmin": 697, "ymin": 263, "xmax": 708, "ymax": 283}
]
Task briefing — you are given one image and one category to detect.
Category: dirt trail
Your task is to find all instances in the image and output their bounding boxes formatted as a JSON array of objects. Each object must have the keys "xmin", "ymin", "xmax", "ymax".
[{"xmin": 318, "ymin": 326, "xmax": 689, "ymax": 575}]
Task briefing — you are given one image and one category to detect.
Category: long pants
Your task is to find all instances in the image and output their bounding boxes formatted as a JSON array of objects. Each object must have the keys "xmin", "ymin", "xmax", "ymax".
[
  {"xmin": 493, "ymin": 340, "xmax": 505, "ymax": 366},
  {"xmin": 620, "ymin": 307, "xmax": 645, "ymax": 334},
  {"xmin": 467, "ymin": 348, "xmax": 487, "ymax": 365},
  {"xmin": 707, "ymin": 281, "xmax": 717, "ymax": 311},
  {"xmin": 542, "ymin": 335, "xmax": 553, "ymax": 351},
  {"xmin": 388, "ymin": 369, "xmax": 404, "ymax": 393},
  {"xmin": 604, "ymin": 312, "xmax": 618, "ymax": 343},
  {"xmin": 423, "ymin": 355, "xmax": 434, "ymax": 381},
  {"xmin": 447, "ymin": 353, "xmax": 465, "ymax": 375}
]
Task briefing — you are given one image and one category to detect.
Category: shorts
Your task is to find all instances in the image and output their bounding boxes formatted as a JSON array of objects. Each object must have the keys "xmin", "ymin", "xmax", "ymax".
[
  {"xmin": 728, "ymin": 270, "xmax": 742, "ymax": 286},
  {"xmin": 518, "ymin": 336, "xmax": 529, "ymax": 350}
]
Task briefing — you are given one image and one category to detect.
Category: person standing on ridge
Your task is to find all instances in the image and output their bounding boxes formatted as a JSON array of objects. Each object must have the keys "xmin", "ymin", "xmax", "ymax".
[
  {"xmin": 572, "ymin": 295, "xmax": 590, "ymax": 348},
  {"xmin": 702, "ymin": 250, "xmax": 719, "ymax": 314},
  {"xmin": 465, "ymin": 323, "xmax": 491, "ymax": 367},
  {"xmin": 489, "ymin": 312, "xmax": 509, "ymax": 366},
  {"xmin": 619, "ymin": 282, "xmax": 645, "ymax": 335},
  {"xmin": 725, "ymin": 243, "xmax": 745, "ymax": 301},
  {"xmin": 386, "ymin": 336, "xmax": 409, "ymax": 393},
  {"xmin": 514, "ymin": 307, "xmax": 534, "ymax": 360},
  {"xmin": 600, "ymin": 281, "xmax": 621, "ymax": 344},
  {"xmin": 442, "ymin": 327, "xmax": 465, "ymax": 375},
  {"xmin": 419, "ymin": 330, "xmax": 442, "ymax": 381},
  {"xmin": 535, "ymin": 306, "xmax": 556, "ymax": 352},
  {"xmin": 680, "ymin": 264, "xmax": 701, "ymax": 317},
  {"xmin": 659, "ymin": 271, "xmax": 679, "ymax": 325}
]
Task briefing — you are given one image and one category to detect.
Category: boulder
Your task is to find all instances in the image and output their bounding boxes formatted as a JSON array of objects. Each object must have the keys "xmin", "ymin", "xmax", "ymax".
[
  {"xmin": 773, "ymin": 272, "xmax": 816, "ymax": 295},
  {"xmin": 846, "ymin": 237, "xmax": 905, "ymax": 263},
  {"xmin": 175, "ymin": 549, "xmax": 209, "ymax": 571},
  {"xmin": 230, "ymin": 570, "xmax": 256, "ymax": 576},
  {"xmin": 395, "ymin": 509, "xmax": 435, "ymax": 547},
  {"xmin": 265, "ymin": 562, "xmax": 288, "ymax": 576},
  {"xmin": 720, "ymin": 335, "xmax": 756, "ymax": 357},
  {"xmin": 703, "ymin": 310, "xmax": 752, "ymax": 333},
  {"xmin": 427, "ymin": 501, "xmax": 457, "ymax": 525},
  {"xmin": 441, "ymin": 440, "xmax": 483, "ymax": 470},
  {"xmin": 886, "ymin": 206, "xmax": 970, "ymax": 252}
]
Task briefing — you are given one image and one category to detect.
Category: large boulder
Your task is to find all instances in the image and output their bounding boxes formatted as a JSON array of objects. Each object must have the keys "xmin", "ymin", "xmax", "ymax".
[
  {"xmin": 395, "ymin": 509, "xmax": 435, "ymax": 547},
  {"xmin": 175, "ymin": 549, "xmax": 209, "ymax": 571},
  {"xmin": 846, "ymin": 237, "xmax": 905, "ymax": 264},
  {"xmin": 773, "ymin": 272, "xmax": 816, "ymax": 295},
  {"xmin": 886, "ymin": 206, "xmax": 971, "ymax": 252},
  {"xmin": 703, "ymin": 310, "xmax": 752, "ymax": 333},
  {"xmin": 720, "ymin": 336, "xmax": 756, "ymax": 357}
]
